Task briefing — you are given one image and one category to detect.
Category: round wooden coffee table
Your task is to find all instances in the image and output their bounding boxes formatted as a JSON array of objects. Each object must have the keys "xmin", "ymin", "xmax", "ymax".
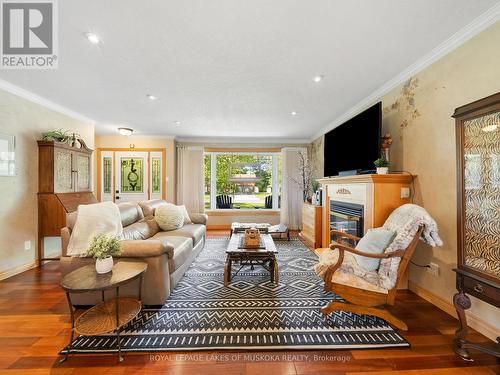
[{"xmin": 60, "ymin": 261, "xmax": 147, "ymax": 363}]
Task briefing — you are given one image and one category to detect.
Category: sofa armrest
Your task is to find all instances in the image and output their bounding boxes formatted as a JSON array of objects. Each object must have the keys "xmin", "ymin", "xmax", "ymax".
[
  {"xmin": 61, "ymin": 227, "xmax": 71, "ymax": 257},
  {"xmin": 189, "ymin": 213, "xmax": 208, "ymax": 225},
  {"xmin": 119, "ymin": 240, "xmax": 174, "ymax": 258}
]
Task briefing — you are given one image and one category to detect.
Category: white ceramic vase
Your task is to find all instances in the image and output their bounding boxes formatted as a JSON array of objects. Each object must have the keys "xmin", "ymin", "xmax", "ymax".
[
  {"xmin": 376, "ymin": 167, "xmax": 389, "ymax": 174},
  {"xmin": 95, "ymin": 256, "xmax": 113, "ymax": 274}
]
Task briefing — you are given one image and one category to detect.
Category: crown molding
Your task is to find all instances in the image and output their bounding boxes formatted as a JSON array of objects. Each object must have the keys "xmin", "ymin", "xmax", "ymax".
[
  {"xmin": 0, "ymin": 78, "xmax": 96, "ymax": 124},
  {"xmin": 310, "ymin": 3, "xmax": 500, "ymax": 141},
  {"xmin": 175, "ymin": 136, "xmax": 311, "ymax": 145},
  {"xmin": 94, "ymin": 132, "xmax": 177, "ymax": 140}
]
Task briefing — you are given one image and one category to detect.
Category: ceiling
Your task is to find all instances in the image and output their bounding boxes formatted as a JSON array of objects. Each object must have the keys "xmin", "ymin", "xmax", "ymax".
[{"xmin": 0, "ymin": 0, "xmax": 498, "ymax": 142}]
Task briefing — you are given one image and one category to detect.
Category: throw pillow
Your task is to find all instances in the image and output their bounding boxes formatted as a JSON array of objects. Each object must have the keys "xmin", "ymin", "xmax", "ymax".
[
  {"xmin": 353, "ymin": 228, "xmax": 396, "ymax": 272},
  {"xmin": 178, "ymin": 205, "xmax": 192, "ymax": 225},
  {"xmin": 155, "ymin": 203, "xmax": 184, "ymax": 231}
]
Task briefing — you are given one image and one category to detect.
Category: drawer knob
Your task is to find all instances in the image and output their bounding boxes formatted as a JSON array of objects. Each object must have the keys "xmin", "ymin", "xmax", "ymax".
[{"xmin": 473, "ymin": 284, "xmax": 484, "ymax": 293}]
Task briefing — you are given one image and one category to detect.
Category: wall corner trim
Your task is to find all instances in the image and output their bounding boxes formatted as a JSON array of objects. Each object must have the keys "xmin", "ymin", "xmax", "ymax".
[
  {"xmin": 0, "ymin": 260, "xmax": 37, "ymax": 281},
  {"xmin": 409, "ymin": 281, "xmax": 499, "ymax": 342},
  {"xmin": 310, "ymin": 2, "xmax": 500, "ymax": 142},
  {"xmin": 0, "ymin": 78, "xmax": 96, "ymax": 124}
]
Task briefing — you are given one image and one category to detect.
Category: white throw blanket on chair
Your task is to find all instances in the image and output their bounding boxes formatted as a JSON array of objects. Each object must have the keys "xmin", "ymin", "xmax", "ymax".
[
  {"xmin": 378, "ymin": 204, "xmax": 442, "ymax": 289},
  {"xmin": 67, "ymin": 201, "xmax": 123, "ymax": 257}
]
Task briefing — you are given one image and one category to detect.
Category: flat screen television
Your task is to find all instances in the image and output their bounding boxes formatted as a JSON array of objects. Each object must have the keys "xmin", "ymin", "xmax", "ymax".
[{"xmin": 323, "ymin": 102, "xmax": 381, "ymax": 177}]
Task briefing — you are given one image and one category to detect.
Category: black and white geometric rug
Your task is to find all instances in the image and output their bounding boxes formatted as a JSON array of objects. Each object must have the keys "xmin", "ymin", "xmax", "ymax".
[{"xmin": 62, "ymin": 237, "xmax": 408, "ymax": 353}]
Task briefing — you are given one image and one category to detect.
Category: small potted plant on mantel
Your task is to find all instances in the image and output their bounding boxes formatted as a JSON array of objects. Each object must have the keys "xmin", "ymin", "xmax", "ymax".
[
  {"xmin": 87, "ymin": 234, "xmax": 122, "ymax": 274},
  {"xmin": 374, "ymin": 157, "xmax": 389, "ymax": 175}
]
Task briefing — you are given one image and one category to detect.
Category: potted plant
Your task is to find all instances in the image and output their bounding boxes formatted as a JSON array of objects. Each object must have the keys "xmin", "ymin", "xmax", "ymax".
[
  {"xmin": 87, "ymin": 234, "xmax": 122, "ymax": 274},
  {"xmin": 374, "ymin": 157, "xmax": 389, "ymax": 174}
]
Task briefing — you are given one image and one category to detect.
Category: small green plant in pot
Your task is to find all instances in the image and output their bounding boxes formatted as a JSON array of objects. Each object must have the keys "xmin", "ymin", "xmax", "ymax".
[
  {"xmin": 87, "ymin": 234, "xmax": 122, "ymax": 274},
  {"xmin": 374, "ymin": 158, "xmax": 389, "ymax": 174}
]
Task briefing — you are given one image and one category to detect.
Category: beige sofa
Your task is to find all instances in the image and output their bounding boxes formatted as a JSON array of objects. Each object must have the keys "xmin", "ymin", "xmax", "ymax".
[{"xmin": 60, "ymin": 199, "xmax": 207, "ymax": 306}]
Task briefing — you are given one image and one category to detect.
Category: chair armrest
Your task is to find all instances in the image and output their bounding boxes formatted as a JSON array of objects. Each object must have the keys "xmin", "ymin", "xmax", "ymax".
[
  {"xmin": 329, "ymin": 242, "xmax": 405, "ymax": 259},
  {"xmin": 189, "ymin": 213, "xmax": 208, "ymax": 225},
  {"xmin": 119, "ymin": 240, "xmax": 174, "ymax": 258},
  {"xmin": 323, "ymin": 243, "xmax": 405, "ymax": 290},
  {"xmin": 330, "ymin": 230, "xmax": 361, "ymax": 244}
]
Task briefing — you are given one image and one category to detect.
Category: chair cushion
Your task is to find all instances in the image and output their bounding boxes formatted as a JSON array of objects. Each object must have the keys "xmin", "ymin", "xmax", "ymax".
[
  {"xmin": 331, "ymin": 271, "xmax": 388, "ymax": 294},
  {"xmin": 152, "ymin": 224, "xmax": 206, "ymax": 246},
  {"xmin": 354, "ymin": 228, "xmax": 395, "ymax": 271},
  {"xmin": 155, "ymin": 204, "xmax": 184, "ymax": 231},
  {"xmin": 161, "ymin": 236, "xmax": 193, "ymax": 271},
  {"xmin": 314, "ymin": 249, "xmax": 382, "ymax": 289},
  {"xmin": 120, "ymin": 217, "xmax": 159, "ymax": 240}
]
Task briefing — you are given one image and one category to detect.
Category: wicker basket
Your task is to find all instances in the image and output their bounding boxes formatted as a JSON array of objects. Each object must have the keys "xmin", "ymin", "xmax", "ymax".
[{"xmin": 244, "ymin": 228, "xmax": 261, "ymax": 248}]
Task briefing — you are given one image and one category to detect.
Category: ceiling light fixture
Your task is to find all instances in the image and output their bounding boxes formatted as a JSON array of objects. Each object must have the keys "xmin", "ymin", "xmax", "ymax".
[
  {"xmin": 117, "ymin": 127, "xmax": 133, "ymax": 136},
  {"xmin": 174, "ymin": 121, "xmax": 181, "ymax": 125},
  {"xmin": 147, "ymin": 94, "xmax": 158, "ymax": 100},
  {"xmin": 313, "ymin": 75, "xmax": 324, "ymax": 82},
  {"xmin": 291, "ymin": 111, "xmax": 298, "ymax": 116},
  {"xmin": 481, "ymin": 124, "xmax": 497, "ymax": 132},
  {"xmin": 85, "ymin": 32, "xmax": 101, "ymax": 45}
]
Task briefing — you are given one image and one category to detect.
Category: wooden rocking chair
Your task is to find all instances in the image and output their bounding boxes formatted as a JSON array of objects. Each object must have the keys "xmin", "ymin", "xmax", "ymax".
[{"xmin": 321, "ymin": 226, "xmax": 424, "ymax": 330}]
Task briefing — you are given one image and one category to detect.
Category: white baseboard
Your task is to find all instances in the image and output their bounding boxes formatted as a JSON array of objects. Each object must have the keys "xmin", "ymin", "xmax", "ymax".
[
  {"xmin": 0, "ymin": 261, "xmax": 36, "ymax": 281},
  {"xmin": 409, "ymin": 281, "xmax": 498, "ymax": 341}
]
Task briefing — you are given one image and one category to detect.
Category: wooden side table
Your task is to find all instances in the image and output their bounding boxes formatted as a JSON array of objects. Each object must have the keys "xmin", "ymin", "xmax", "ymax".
[{"xmin": 60, "ymin": 261, "xmax": 147, "ymax": 363}]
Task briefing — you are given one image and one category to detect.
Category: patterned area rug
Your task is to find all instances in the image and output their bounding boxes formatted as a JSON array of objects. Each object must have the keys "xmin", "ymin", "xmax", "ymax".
[{"xmin": 62, "ymin": 237, "xmax": 408, "ymax": 352}]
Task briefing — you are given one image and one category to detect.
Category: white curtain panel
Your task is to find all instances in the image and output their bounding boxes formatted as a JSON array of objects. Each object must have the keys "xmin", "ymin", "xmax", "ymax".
[
  {"xmin": 176, "ymin": 146, "xmax": 205, "ymax": 213},
  {"xmin": 280, "ymin": 147, "xmax": 306, "ymax": 230}
]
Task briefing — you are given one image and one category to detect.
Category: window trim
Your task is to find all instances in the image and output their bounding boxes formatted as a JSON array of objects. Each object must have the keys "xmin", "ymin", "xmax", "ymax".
[{"xmin": 205, "ymin": 151, "xmax": 281, "ymax": 210}]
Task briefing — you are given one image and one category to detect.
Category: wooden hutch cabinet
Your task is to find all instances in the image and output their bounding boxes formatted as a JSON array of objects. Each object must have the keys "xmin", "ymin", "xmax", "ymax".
[
  {"xmin": 452, "ymin": 92, "xmax": 500, "ymax": 360},
  {"xmin": 37, "ymin": 140, "xmax": 97, "ymax": 266}
]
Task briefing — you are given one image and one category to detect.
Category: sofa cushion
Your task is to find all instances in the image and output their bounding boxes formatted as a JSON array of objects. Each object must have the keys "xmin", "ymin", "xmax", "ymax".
[
  {"xmin": 120, "ymin": 217, "xmax": 159, "ymax": 240},
  {"xmin": 152, "ymin": 224, "xmax": 206, "ymax": 246},
  {"xmin": 139, "ymin": 199, "xmax": 168, "ymax": 218},
  {"xmin": 160, "ymin": 236, "xmax": 193, "ymax": 272},
  {"xmin": 178, "ymin": 205, "xmax": 192, "ymax": 225},
  {"xmin": 118, "ymin": 202, "xmax": 144, "ymax": 226}
]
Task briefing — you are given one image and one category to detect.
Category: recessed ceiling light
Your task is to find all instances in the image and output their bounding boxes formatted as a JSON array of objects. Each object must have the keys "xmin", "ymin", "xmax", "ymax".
[
  {"xmin": 313, "ymin": 75, "xmax": 324, "ymax": 83},
  {"xmin": 117, "ymin": 127, "xmax": 133, "ymax": 136},
  {"xmin": 481, "ymin": 124, "xmax": 497, "ymax": 132},
  {"xmin": 147, "ymin": 94, "xmax": 158, "ymax": 100},
  {"xmin": 85, "ymin": 32, "xmax": 101, "ymax": 45},
  {"xmin": 291, "ymin": 111, "xmax": 298, "ymax": 116},
  {"xmin": 174, "ymin": 121, "xmax": 181, "ymax": 125}
]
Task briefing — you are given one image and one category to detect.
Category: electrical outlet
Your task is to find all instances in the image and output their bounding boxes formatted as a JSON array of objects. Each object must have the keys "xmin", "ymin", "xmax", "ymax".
[
  {"xmin": 428, "ymin": 262, "xmax": 439, "ymax": 276},
  {"xmin": 401, "ymin": 187, "xmax": 410, "ymax": 199},
  {"xmin": 24, "ymin": 240, "xmax": 31, "ymax": 251}
]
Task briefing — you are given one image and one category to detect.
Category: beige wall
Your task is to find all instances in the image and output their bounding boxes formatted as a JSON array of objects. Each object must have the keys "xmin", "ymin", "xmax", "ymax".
[
  {"xmin": 95, "ymin": 135, "xmax": 176, "ymax": 202},
  {"xmin": 0, "ymin": 89, "xmax": 94, "ymax": 279},
  {"xmin": 310, "ymin": 23, "xmax": 500, "ymax": 339},
  {"xmin": 383, "ymin": 22, "xmax": 500, "ymax": 337}
]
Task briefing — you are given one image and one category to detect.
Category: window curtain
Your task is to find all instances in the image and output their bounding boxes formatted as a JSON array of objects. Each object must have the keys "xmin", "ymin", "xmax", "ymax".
[
  {"xmin": 280, "ymin": 147, "xmax": 306, "ymax": 230},
  {"xmin": 176, "ymin": 146, "xmax": 205, "ymax": 213}
]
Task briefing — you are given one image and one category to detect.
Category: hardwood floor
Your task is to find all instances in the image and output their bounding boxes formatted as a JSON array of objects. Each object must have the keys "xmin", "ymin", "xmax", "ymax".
[{"xmin": 0, "ymin": 232, "xmax": 498, "ymax": 374}]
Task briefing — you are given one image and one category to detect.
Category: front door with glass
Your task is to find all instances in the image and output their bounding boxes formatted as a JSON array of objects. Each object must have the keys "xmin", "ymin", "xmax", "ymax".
[{"xmin": 99, "ymin": 149, "xmax": 165, "ymax": 203}]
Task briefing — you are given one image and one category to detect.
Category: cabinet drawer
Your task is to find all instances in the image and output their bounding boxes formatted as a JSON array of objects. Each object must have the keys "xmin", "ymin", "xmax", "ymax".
[{"xmin": 463, "ymin": 276, "xmax": 500, "ymax": 308}]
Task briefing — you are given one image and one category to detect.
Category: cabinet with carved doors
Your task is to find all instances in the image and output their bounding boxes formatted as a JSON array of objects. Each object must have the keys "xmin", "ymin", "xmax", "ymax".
[
  {"xmin": 452, "ymin": 92, "xmax": 500, "ymax": 360},
  {"xmin": 37, "ymin": 140, "xmax": 97, "ymax": 267}
]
